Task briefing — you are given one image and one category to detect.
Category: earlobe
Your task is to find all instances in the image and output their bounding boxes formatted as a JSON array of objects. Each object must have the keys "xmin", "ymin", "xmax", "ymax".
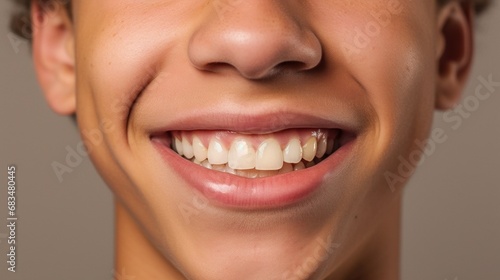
[
  {"xmin": 32, "ymin": 0, "xmax": 76, "ymax": 115},
  {"xmin": 435, "ymin": 1, "xmax": 474, "ymax": 111}
]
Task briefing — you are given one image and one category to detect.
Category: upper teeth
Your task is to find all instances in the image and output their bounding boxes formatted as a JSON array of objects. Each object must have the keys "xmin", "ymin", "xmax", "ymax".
[
  {"xmin": 228, "ymin": 138, "xmax": 256, "ymax": 170},
  {"xmin": 255, "ymin": 139, "xmax": 284, "ymax": 170},
  {"xmin": 171, "ymin": 130, "xmax": 337, "ymax": 172}
]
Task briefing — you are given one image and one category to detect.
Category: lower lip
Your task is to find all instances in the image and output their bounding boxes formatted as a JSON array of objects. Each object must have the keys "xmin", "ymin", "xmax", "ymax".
[{"xmin": 152, "ymin": 138, "xmax": 354, "ymax": 210}]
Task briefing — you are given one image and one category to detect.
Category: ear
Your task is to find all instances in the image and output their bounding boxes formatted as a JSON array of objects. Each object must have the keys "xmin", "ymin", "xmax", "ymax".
[
  {"xmin": 435, "ymin": 1, "xmax": 474, "ymax": 110},
  {"xmin": 32, "ymin": 0, "xmax": 76, "ymax": 115}
]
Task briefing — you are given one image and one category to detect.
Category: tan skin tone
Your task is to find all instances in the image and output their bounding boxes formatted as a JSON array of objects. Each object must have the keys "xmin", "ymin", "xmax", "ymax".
[{"xmin": 31, "ymin": 0, "xmax": 474, "ymax": 279}]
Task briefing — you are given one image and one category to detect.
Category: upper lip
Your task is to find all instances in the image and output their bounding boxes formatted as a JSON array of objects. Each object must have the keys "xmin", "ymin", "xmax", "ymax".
[{"xmin": 148, "ymin": 109, "xmax": 360, "ymax": 135}]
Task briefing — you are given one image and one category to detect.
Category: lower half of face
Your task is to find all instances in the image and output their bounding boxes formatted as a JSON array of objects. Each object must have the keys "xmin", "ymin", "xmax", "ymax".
[{"xmin": 73, "ymin": 0, "xmax": 438, "ymax": 279}]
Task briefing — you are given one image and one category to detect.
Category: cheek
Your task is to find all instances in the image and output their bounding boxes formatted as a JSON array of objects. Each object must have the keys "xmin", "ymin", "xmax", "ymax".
[
  {"xmin": 73, "ymin": 0, "xmax": 205, "ymax": 129},
  {"xmin": 361, "ymin": 33, "xmax": 435, "ymax": 148},
  {"xmin": 339, "ymin": 6, "xmax": 437, "ymax": 167},
  {"xmin": 308, "ymin": 1, "xmax": 438, "ymax": 194},
  {"xmin": 72, "ymin": 1, "xmax": 199, "ymax": 184},
  {"xmin": 70, "ymin": 3, "xmax": 211, "ymax": 256}
]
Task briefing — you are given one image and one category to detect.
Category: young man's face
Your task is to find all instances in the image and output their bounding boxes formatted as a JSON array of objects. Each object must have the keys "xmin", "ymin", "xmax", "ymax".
[{"xmin": 34, "ymin": 0, "xmax": 472, "ymax": 278}]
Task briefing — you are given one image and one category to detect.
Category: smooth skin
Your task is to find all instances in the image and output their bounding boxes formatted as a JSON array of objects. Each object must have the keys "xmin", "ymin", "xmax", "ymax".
[{"xmin": 31, "ymin": 0, "xmax": 474, "ymax": 279}]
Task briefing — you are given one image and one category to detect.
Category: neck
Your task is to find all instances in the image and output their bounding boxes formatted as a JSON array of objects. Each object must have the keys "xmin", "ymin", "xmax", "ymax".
[{"xmin": 115, "ymin": 195, "xmax": 402, "ymax": 280}]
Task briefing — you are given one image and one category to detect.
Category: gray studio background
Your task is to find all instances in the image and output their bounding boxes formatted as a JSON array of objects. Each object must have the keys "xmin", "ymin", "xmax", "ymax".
[{"xmin": 0, "ymin": 1, "xmax": 499, "ymax": 279}]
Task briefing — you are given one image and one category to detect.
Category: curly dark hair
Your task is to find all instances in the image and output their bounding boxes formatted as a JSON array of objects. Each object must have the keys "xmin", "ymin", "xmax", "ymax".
[
  {"xmin": 10, "ymin": 0, "xmax": 71, "ymax": 40},
  {"xmin": 9, "ymin": 0, "xmax": 492, "ymax": 41}
]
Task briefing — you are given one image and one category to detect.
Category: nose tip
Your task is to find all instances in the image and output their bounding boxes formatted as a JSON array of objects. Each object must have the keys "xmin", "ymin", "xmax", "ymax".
[{"xmin": 188, "ymin": 3, "xmax": 322, "ymax": 79}]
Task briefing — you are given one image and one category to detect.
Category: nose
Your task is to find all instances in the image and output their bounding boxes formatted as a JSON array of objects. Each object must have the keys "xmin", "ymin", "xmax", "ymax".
[{"xmin": 188, "ymin": 1, "xmax": 322, "ymax": 80}]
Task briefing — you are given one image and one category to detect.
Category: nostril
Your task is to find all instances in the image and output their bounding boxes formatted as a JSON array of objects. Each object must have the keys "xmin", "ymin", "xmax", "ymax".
[
  {"xmin": 202, "ymin": 62, "xmax": 233, "ymax": 73},
  {"xmin": 274, "ymin": 61, "xmax": 309, "ymax": 73},
  {"xmin": 201, "ymin": 60, "xmax": 316, "ymax": 79},
  {"xmin": 188, "ymin": 2, "xmax": 323, "ymax": 80}
]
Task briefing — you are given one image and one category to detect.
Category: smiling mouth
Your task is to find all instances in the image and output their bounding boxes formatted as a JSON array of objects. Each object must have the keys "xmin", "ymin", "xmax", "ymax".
[
  {"xmin": 162, "ymin": 128, "xmax": 349, "ymax": 178},
  {"xmin": 150, "ymin": 111, "xmax": 358, "ymax": 208}
]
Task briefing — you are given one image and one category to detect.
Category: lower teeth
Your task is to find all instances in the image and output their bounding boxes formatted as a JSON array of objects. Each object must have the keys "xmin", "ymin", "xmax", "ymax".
[{"xmin": 189, "ymin": 158, "xmax": 317, "ymax": 178}]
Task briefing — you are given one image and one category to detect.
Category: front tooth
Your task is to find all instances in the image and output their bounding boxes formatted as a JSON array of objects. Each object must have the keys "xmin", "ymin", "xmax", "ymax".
[
  {"xmin": 283, "ymin": 138, "xmax": 303, "ymax": 164},
  {"xmin": 174, "ymin": 138, "xmax": 184, "ymax": 156},
  {"xmin": 316, "ymin": 136, "xmax": 328, "ymax": 158},
  {"xmin": 182, "ymin": 136, "xmax": 194, "ymax": 159},
  {"xmin": 256, "ymin": 139, "xmax": 284, "ymax": 171},
  {"xmin": 193, "ymin": 136, "xmax": 208, "ymax": 162},
  {"xmin": 208, "ymin": 138, "xmax": 228, "ymax": 165},
  {"xmin": 228, "ymin": 138, "xmax": 256, "ymax": 170},
  {"xmin": 302, "ymin": 137, "xmax": 317, "ymax": 162}
]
